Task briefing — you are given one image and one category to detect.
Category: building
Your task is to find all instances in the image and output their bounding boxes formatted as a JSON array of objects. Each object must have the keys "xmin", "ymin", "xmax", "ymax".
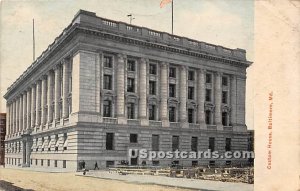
[
  {"xmin": 0, "ymin": 113, "xmax": 6, "ymax": 165},
  {"xmin": 4, "ymin": 10, "xmax": 252, "ymax": 171}
]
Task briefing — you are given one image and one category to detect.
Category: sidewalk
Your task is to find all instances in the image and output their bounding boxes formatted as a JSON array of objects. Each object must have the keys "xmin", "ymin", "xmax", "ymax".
[{"xmin": 76, "ymin": 170, "xmax": 253, "ymax": 191}]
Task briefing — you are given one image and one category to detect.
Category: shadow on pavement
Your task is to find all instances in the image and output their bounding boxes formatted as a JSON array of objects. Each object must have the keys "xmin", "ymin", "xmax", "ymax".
[{"xmin": 0, "ymin": 180, "xmax": 35, "ymax": 191}]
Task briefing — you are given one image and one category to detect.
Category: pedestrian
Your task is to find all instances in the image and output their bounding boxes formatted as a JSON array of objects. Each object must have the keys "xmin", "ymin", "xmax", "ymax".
[{"xmin": 94, "ymin": 161, "xmax": 99, "ymax": 170}]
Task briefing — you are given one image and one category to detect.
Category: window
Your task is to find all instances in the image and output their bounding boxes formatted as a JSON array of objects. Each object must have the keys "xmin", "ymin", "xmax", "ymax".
[
  {"xmin": 169, "ymin": 84, "xmax": 176, "ymax": 97},
  {"xmin": 188, "ymin": 71, "xmax": 194, "ymax": 81},
  {"xmin": 225, "ymin": 138, "xmax": 231, "ymax": 151},
  {"xmin": 41, "ymin": 159, "xmax": 43, "ymax": 166},
  {"xmin": 104, "ymin": 56, "xmax": 113, "ymax": 68},
  {"xmin": 149, "ymin": 64, "xmax": 157, "ymax": 75},
  {"xmin": 106, "ymin": 133, "xmax": 114, "ymax": 150},
  {"xmin": 206, "ymin": 74, "xmax": 212, "ymax": 83},
  {"xmin": 152, "ymin": 135, "xmax": 159, "ymax": 151},
  {"xmin": 209, "ymin": 137, "xmax": 215, "ymax": 152},
  {"xmin": 35, "ymin": 159, "xmax": 38, "ymax": 165},
  {"xmin": 169, "ymin": 106, "xmax": 176, "ymax": 122},
  {"xmin": 63, "ymin": 160, "xmax": 66, "ymax": 168},
  {"xmin": 104, "ymin": 75, "xmax": 112, "ymax": 90},
  {"xmin": 127, "ymin": 78, "xmax": 135, "ymax": 92},
  {"xmin": 63, "ymin": 133, "xmax": 67, "ymax": 150},
  {"xmin": 205, "ymin": 89, "xmax": 211, "ymax": 102},
  {"xmin": 149, "ymin": 104, "xmax": 156, "ymax": 120},
  {"xmin": 222, "ymin": 112, "xmax": 228, "ymax": 126},
  {"xmin": 172, "ymin": 136, "xmax": 179, "ymax": 151},
  {"xmin": 106, "ymin": 161, "xmax": 114, "ymax": 168},
  {"xmin": 127, "ymin": 60, "xmax": 135, "ymax": 71},
  {"xmin": 103, "ymin": 100, "xmax": 112, "ymax": 117},
  {"xmin": 169, "ymin": 67, "xmax": 176, "ymax": 78},
  {"xmin": 222, "ymin": 91, "xmax": 228, "ymax": 104},
  {"xmin": 130, "ymin": 134, "xmax": 138, "ymax": 143},
  {"xmin": 188, "ymin": 109, "xmax": 194, "ymax": 123},
  {"xmin": 149, "ymin": 81, "xmax": 156, "ymax": 95},
  {"xmin": 191, "ymin": 137, "xmax": 198, "ymax": 152},
  {"xmin": 47, "ymin": 160, "xmax": 50, "ymax": 166},
  {"xmin": 127, "ymin": 103, "xmax": 135, "ymax": 119},
  {"xmin": 222, "ymin": 76, "xmax": 228, "ymax": 86},
  {"xmin": 188, "ymin": 87, "xmax": 194, "ymax": 100},
  {"xmin": 205, "ymin": 110, "xmax": 211, "ymax": 125},
  {"xmin": 54, "ymin": 160, "xmax": 57, "ymax": 167}
]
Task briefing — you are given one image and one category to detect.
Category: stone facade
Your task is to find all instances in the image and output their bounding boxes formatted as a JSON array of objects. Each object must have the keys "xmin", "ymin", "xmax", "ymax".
[{"xmin": 4, "ymin": 10, "xmax": 252, "ymax": 171}]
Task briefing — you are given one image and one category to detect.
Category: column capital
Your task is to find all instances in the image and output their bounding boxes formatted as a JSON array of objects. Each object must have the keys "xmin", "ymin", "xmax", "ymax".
[
  {"xmin": 161, "ymin": 61, "xmax": 168, "ymax": 68},
  {"xmin": 139, "ymin": 58, "xmax": 148, "ymax": 64},
  {"xmin": 180, "ymin": 65, "xmax": 187, "ymax": 71},
  {"xmin": 30, "ymin": 83, "xmax": 37, "ymax": 88},
  {"xmin": 117, "ymin": 53, "xmax": 126, "ymax": 61},
  {"xmin": 198, "ymin": 68, "xmax": 206, "ymax": 74},
  {"xmin": 230, "ymin": 74, "xmax": 237, "ymax": 80},
  {"xmin": 215, "ymin": 71, "xmax": 223, "ymax": 77}
]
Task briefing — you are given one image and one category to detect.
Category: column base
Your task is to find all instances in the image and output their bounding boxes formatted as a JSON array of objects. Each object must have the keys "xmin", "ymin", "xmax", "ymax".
[
  {"xmin": 162, "ymin": 119, "xmax": 169, "ymax": 127},
  {"xmin": 117, "ymin": 117, "xmax": 127, "ymax": 125},
  {"xmin": 140, "ymin": 118, "xmax": 149, "ymax": 126}
]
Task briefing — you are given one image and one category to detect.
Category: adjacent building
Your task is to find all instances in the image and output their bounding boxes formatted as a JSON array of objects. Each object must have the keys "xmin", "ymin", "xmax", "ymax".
[
  {"xmin": 0, "ymin": 113, "xmax": 6, "ymax": 165},
  {"xmin": 4, "ymin": 10, "xmax": 252, "ymax": 171}
]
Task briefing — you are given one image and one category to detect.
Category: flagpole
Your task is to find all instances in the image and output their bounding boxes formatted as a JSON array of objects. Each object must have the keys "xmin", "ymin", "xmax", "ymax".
[{"xmin": 172, "ymin": 0, "xmax": 174, "ymax": 34}]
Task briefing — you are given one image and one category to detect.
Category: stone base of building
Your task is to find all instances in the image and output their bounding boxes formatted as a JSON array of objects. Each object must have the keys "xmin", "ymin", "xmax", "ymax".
[{"xmin": 4, "ymin": 123, "xmax": 252, "ymax": 172}]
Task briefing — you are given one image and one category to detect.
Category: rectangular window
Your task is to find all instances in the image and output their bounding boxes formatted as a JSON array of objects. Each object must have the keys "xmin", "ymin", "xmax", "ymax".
[
  {"xmin": 222, "ymin": 76, "xmax": 228, "ymax": 86},
  {"xmin": 188, "ymin": 109, "xmax": 194, "ymax": 123},
  {"xmin": 35, "ymin": 159, "xmax": 38, "ymax": 165},
  {"xmin": 41, "ymin": 159, "xmax": 43, "ymax": 166},
  {"xmin": 103, "ymin": 100, "xmax": 112, "ymax": 117},
  {"xmin": 104, "ymin": 56, "xmax": 113, "ymax": 68},
  {"xmin": 130, "ymin": 134, "xmax": 138, "ymax": 143},
  {"xmin": 47, "ymin": 160, "xmax": 50, "ymax": 167},
  {"xmin": 209, "ymin": 137, "xmax": 215, "ymax": 152},
  {"xmin": 106, "ymin": 133, "xmax": 114, "ymax": 150},
  {"xmin": 225, "ymin": 138, "xmax": 231, "ymax": 151},
  {"xmin": 106, "ymin": 161, "xmax": 114, "ymax": 168},
  {"xmin": 205, "ymin": 89, "xmax": 211, "ymax": 102},
  {"xmin": 188, "ymin": 71, "xmax": 195, "ymax": 81},
  {"xmin": 127, "ymin": 60, "xmax": 135, "ymax": 71},
  {"xmin": 222, "ymin": 112, "xmax": 228, "ymax": 126},
  {"xmin": 188, "ymin": 87, "xmax": 194, "ymax": 100},
  {"xmin": 222, "ymin": 91, "xmax": 228, "ymax": 104},
  {"xmin": 149, "ymin": 64, "xmax": 157, "ymax": 75},
  {"xmin": 152, "ymin": 135, "xmax": 159, "ymax": 151},
  {"xmin": 205, "ymin": 110, "xmax": 211, "ymax": 125},
  {"xmin": 63, "ymin": 160, "xmax": 66, "ymax": 168},
  {"xmin": 169, "ymin": 106, "xmax": 176, "ymax": 122},
  {"xmin": 149, "ymin": 104, "xmax": 156, "ymax": 120},
  {"xmin": 127, "ymin": 78, "xmax": 135, "ymax": 92},
  {"xmin": 54, "ymin": 160, "xmax": 57, "ymax": 167},
  {"xmin": 191, "ymin": 137, "xmax": 198, "ymax": 152},
  {"xmin": 169, "ymin": 67, "xmax": 176, "ymax": 78},
  {"xmin": 169, "ymin": 84, "xmax": 176, "ymax": 97},
  {"xmin": 172, "ymin": 136, "xmax": 179, "ymax": 151},
  {"xmin": 104, "ymin": 75, "xmax": 112, "ymax": 90},
  {"xmin": 149, "ymin": 81, "xmax": 156, "ymax": 95},
  {"xmin": 127, "ymin": 103, "xmax": 135, "ymax": 119},
  {"xmin": 206, "ymin": 74, "xmax": 212, "ymax": 83}
]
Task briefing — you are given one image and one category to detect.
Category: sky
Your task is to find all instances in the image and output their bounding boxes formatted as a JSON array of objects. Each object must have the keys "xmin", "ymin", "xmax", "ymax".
[{"xmin": 0, "ymin": 0, "xmax": 254, "ymax": 129}]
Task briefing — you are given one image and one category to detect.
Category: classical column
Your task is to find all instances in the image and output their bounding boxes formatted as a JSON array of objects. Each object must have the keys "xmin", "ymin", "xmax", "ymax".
[
  {"xmin": 16, "ymin": 98, "xmax": 19, "ymax": 133},
  {"xmin": 230, "ymin": 75, "xmax": 237, "ymax": 126},
  {"xmin": 160, "ymin": 62, "xmax": 169, "ymax": 127},
  {"xmin": 19, "ymin": 95, "xmax": 23, "ymax": 132},
  {"xmin": 35, "ymin": 80, "xmax": 41, "ymax": 130},
  {"xmin": 47, "ymin": 70, "xmax": 54, "ymax": 125},
  {"xmin": 179, "ymin": 66, "xmax": 187, "ymax": 128},
  {"xmin": 23, "ymin": 92, "xmax": 27, "ymax": 131},
  {"xmin": 26, "ymin": 89, "xmax": 31, "ymax": 129},
  {"xmin": 12, "ymin": 101, "xmax": 15, "ymax": 134},
  {"xmin": 139, "ymin": 58, "xmax": 148, "ymax": 126},
  {"xmin": 62, "ymin": 60, "xmax": 70, "ymax": 119},
  {"xmin": 6, "ymin": 104, "xmax": 10, "ymax": 136},
  {"xmin": 41, "ymin": 76, "xmax": 47, "ymax": 127},
  {"xmin": 116, "ymin": 54, "xmax": 126, "ymax": 124},
  {"xmin": 214, "ymin": 72, "xmax": 222, "ymax": 129},
  {"xmin": 54, "ymin": 65, "xmax": 61, "ymax": 122},
  {"xmin": 197, "ymin": 69, "xmax": 206, "ymax": 128},
  {"xmin": 31, "ymin": 84, "xmax": 36, "ymax": 128}
]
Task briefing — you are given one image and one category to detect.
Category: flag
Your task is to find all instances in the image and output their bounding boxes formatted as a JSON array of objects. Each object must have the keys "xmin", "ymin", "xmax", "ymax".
[{"xmin": 160, "ymin": 0, "xmax": 172, "ymax": 8}]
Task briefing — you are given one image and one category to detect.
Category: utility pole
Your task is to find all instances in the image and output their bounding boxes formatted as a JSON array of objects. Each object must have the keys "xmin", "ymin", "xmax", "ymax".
[{"xmin": 33, "ymin": 19, "xmax": 35, "ymax": 61}]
